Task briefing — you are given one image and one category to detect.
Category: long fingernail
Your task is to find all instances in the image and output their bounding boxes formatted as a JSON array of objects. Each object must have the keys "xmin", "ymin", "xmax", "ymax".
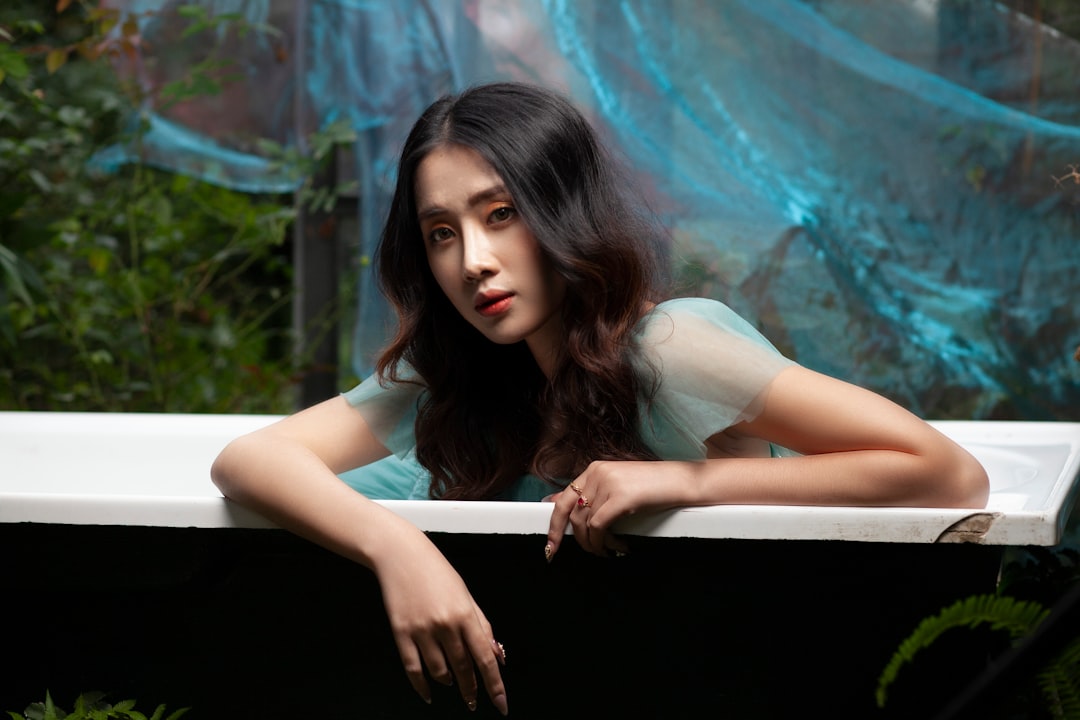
[
  {"xmin": 466, "ymin": 698, "xmax": 477, "ymax": 712},
  {"xmin": 493, "ymin": 692, "xmax": 509, "ymax": 716},
  {"xmin": 544, "ymin": 542, "xmax": 553, "ymax": 562}
]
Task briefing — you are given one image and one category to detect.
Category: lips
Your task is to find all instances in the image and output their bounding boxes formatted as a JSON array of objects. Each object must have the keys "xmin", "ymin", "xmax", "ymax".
[{"xmin": 475, "ymin": 290, "xmax": 514, "ymax": 317}]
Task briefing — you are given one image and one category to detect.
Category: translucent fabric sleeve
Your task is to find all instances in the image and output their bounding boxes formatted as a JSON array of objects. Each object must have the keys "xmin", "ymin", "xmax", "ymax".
[
  {"xmin": 637, "ymin": 298, "xmax": 797, "ymax": 451},
  {"xmin": 340, "ymin": 369, "xmax": 424, "ymax": 459}
]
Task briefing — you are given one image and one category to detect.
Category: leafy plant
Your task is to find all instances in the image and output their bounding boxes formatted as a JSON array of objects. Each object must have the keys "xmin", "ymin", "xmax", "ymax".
[
  {"xmin": 0, "ymin": 1, "xmax": 354, "ymax": 412},
  {"xmin": 7, "ymin": 691, "xmax": 188, "ymax": 720},
  {"xmin": 876, "ymin": 594, "xmax": 1050, "ymax": 707},
  {"xmin": 877, "ymin": 544, "xmax": 1080, "ymax": 718}
]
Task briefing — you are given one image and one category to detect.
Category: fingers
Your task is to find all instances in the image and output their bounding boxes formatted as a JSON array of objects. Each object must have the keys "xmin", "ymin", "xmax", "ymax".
[
  {"xmin": 437, "ymin": 632, "xmax": 479, "ymax": 711},
  {"xmin": 545, "ymin": 486, "xmax": 577, "ymax": 561},
  {"xmin": 394, "ymin": 636, "xmax": 433, "ymax": 705},
  {"xmin": 465, "ymin": 613, "xmax": 509, "ymax": 716},
  {"xmin": 394, "ymin": 620, "xmax": 508, "ymax": 715},
  {"xmin": 564, "ymin": 478, "xmax": 608, "ymax": 556},
  {"xmin": 545, "ymin": 478, "xmax": 627, "ymax": 559}
]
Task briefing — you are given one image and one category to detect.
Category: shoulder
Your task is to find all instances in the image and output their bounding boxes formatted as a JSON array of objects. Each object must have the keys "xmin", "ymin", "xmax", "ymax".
[
  {"xmin": 340, "ymin": 364, "xmax": 427, "ymax": 457},
  {"xmin": 636, "ymin": 297, "xmax": 789, "ymax": 359},
  {"xmin": 632, "ymin": 298, "xmax": 797, "ymax": 442},
  {"xmin": 342, "ymin": 363, "xmax": 425, "ymax": 408},
  {"xmin": 633, "ymin": 297, "xmax": 796, "ymax": 404}
]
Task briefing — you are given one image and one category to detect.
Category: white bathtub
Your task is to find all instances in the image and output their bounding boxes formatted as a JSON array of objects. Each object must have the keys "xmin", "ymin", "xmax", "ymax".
[
  {"xmin": 1, "ymin": 411, "xmax": 1078, "ymax": 545},
  {"xmin": 5, "ymin": 410, "xmax": 1076, "ymax": 718}
]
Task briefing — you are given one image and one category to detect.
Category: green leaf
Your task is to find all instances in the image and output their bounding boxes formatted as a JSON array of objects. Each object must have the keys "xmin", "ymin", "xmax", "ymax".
[
  {"xmin": 876, "ymin": 594, "xmax": 1050, "ymax": 707},
  {"xmin": 27, "ymin": 168, "xmax": 53, "ymax": 192},
  {"xmin": 43, "ymin": 692, "xmax": 59, "ymax": 720},
  {"xmin": 14, "ymin": 20, "xmax": 45, "ymax": 36},
  {"xmin": 1037, "ymin": 635, "xmax": 1080, "ymax": 719},
  {"xmin": 179, "ymin": 21, "xmax": 210, "ymax": 40},
  {"xmin": 0, "ymin": 244, "xmax": 33, "ymax": 305},
  {"xmin": 45, "ymin": 48, "xmax": 68, "ymax": 75},
  {"xmin": 0, "ymin": 47, "xmax": 30, "ymax": 80},
  {"xmin": 176, "ymin": 4, "xmax": 206, "ymax": 19}
]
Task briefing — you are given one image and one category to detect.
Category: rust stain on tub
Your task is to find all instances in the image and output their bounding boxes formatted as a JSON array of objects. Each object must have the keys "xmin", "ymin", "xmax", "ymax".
[{"xmin": 934, "ymin": 512, "xmax": 1003, "ymax": 544}]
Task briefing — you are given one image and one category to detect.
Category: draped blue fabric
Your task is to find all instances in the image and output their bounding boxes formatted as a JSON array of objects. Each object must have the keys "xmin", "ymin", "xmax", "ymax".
[{"xmin": 104, "ymin": 0, "xmax": 1080, "ymax": 420}]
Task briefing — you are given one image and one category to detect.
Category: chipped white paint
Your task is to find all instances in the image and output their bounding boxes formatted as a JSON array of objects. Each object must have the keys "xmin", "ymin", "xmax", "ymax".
[{"xmin": 1, "ymin": 413, "xmax": 1077, "ymax": 545}]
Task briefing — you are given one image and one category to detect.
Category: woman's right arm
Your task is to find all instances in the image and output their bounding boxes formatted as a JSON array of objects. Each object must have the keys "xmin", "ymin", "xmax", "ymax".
[{"xmin": 210, "ymin": 396, "xmax": 508, "ymax": 716}]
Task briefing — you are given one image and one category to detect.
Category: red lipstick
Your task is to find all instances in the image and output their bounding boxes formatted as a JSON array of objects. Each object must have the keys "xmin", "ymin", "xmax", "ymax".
[{"xmin": 475, "ymin": 290, "xmax": 514, "ymax": 317}]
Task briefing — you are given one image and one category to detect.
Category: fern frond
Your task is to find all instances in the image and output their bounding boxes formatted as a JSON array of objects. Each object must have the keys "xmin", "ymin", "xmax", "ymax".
[
  {"xmin": 1038, "ymin": 635, "xmax": 1080, "ymax": 720},
  {"xmin": 876, "ymin": 594, "xmax": 1050, "ymax": 707}
]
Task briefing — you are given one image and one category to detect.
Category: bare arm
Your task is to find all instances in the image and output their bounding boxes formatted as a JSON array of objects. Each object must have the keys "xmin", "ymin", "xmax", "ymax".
[
  {"xmin": 697, "ymin": 365, "xmax": 989, "ymax": 507},
  {"xmin": 211, "ymin": 396, "xmax": 509, "ymax": 715},
  {"xmin": 547, "ymin": 366, "xmax": 989, "ymax": 556}
]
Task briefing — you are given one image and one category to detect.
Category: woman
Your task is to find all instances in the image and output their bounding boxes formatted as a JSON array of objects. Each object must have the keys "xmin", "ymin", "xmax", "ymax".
[{"xmin": 211, "ymin": 82, "xmax": 988, "ymax": 716}]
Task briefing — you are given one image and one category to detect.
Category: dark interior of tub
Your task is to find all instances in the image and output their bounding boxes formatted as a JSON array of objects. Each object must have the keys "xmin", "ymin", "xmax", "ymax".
[{"xmin": 2, "ymin": 523, "xmax": 1008, "ymax": 719}]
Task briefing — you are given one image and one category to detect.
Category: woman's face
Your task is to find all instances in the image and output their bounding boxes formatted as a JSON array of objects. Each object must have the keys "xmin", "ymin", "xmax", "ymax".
[{"xmin": 415, "ymin": 144, "xmax": 566, "ymax": 375}]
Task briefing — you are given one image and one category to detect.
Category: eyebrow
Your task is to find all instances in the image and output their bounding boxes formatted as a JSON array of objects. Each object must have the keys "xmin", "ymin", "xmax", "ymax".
[{"xmin": 417, "ymin": 185, "xmax": 510, "ymax": 221}]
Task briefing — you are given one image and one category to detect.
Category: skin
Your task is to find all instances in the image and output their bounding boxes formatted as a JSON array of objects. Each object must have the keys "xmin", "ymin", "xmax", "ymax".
[
  {"xmin": 417, "ymin": 144, "xmax": 567, "ymax": 375},
  {"xmin": 545, "ymin": 364, "xmax": 991, "ymax": 558},
  {"xmin": 211, "ymin": 141, "xmax": 990, "ymax": 716}
]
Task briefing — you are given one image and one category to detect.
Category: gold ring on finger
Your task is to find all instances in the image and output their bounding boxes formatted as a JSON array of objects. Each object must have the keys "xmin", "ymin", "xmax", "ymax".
[
  {"xmin": 576, "ymin": 495, "xmax": 592, "ymax": 508},
  {"xmin": 569, "ymin": 481, "xmax": 585, "ymax": 496}
]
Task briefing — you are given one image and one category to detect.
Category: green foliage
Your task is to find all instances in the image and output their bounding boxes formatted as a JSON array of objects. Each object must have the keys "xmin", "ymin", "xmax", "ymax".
[
  {"xmin": 0, "ymin": 1, "xmax": 341, "ymax": 412},
  {"xmin": 878, "ymin": 542, "xmax": 1080, "ymax": 717},
  {"xmin": 876, "ymin": 594, "xmax": 1050, "ymax": 707},
  {"xmin": 8, "ymin": 691, "xmax": 188, "ymax": 720},
  {"xmin": 257, "ymin": 118, "xmax": 359, "ymax": 215},
  {"xmin": 1039, "ymin": 637, "xmax": 1080, "ymax": 720},
  {"xmin": 157, "ymin": 4, "xmax": 282, "ymax": 108}
]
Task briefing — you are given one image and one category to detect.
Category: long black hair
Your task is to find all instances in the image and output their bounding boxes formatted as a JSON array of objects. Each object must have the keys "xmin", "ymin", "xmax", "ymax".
[{"xmin": 375, "ymin": 82, "xmax": 669, "ymax": 499}]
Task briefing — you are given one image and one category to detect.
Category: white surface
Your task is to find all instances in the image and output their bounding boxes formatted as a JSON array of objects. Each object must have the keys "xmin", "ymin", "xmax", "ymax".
[{"xmin": 1, "ymin": 412, "xmax": 1077, "ymax": 545}]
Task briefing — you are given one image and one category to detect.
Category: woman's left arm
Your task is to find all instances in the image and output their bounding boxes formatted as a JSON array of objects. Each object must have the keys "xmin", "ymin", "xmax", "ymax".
[{"xmin": 547, "ymin": 366, "xmax": 989, "ymax": 557}]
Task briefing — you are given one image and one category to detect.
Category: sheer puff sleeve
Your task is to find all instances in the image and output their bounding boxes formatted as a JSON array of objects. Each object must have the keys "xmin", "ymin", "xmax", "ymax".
[
  {"xmin": 635, "ymin": 298, "xmax": 798, "ymax": 460},
  {"xmin": 341, "ymin": 365, "xmax": 424, "ymax": 459}
]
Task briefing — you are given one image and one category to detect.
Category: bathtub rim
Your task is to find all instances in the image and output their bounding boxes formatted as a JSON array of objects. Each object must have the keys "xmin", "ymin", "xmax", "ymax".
[{"xmin": 1, "ymin": 411, "xmax": 1078, "ymax": 546}]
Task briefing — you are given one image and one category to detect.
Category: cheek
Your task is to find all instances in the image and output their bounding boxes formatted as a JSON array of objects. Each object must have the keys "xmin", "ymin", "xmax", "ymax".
[
  {"xmin": 425, "ymin": 251, "xmax": 452, "ymax": 289},
  {"xmin": 426, "ymin": 254, "xmax": 468, "ymax": 308}
]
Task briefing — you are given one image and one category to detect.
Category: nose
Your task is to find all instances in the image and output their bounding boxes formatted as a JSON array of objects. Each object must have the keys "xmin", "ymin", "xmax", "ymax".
[{"xmin": 461, "ymin": 226, "xmax": 498, "ymax": 282}]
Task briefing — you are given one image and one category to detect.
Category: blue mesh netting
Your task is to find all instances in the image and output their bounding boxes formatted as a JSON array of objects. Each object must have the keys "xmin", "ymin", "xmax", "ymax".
[{"xmin": 103, "ymin": 0, "xmax": 1080, "ymax": 420}]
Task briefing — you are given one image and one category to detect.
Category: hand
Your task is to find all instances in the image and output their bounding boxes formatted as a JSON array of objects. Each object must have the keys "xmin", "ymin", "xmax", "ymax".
[
  {"xmin": 544, "ymin": 460, "xmax": 701, "ymax": 560},
  {"xmin": 374, "ymin": 530, "xmax": 508, "ymax": 715}
]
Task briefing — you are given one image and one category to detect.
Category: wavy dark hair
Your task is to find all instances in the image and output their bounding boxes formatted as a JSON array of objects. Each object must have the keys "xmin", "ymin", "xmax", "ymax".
[{"xmin": 375, "ymin": 82, "xmax": 670, "ymax": 500}]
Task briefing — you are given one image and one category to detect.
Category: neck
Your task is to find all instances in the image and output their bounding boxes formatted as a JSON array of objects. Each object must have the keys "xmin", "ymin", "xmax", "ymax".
[
  {"xmin": 527, "ymin": 335, "xmax": 560, "ymax": 380},
  {"xmin": 525, "ymin": 307, "xmax": 566, "ymax": 380}
]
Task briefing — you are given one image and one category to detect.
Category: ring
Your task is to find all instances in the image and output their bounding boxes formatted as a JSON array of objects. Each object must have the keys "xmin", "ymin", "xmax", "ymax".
[
  {"xmin": 577, "ymin": 495, "xmax": 592, "ymax": 508},
  {"xmin": 569, "ymin": 481, "xmax": 585, "ymax": 496}
]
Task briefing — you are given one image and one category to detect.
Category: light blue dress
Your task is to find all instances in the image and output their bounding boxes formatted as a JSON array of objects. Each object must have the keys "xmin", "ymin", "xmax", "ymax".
[{"xmin": 338, "ymin": 298, "xmax": 797, "ymax": 501}]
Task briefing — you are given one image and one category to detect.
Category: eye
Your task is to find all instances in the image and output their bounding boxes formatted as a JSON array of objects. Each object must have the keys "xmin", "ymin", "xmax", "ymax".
[
  {"xmin": 488, "ymin": 205, "xmax": 516, "ymax": 224},
  {"xmin": 427, "ymin": 226, "xmax": 454, "ymax": 245}
]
